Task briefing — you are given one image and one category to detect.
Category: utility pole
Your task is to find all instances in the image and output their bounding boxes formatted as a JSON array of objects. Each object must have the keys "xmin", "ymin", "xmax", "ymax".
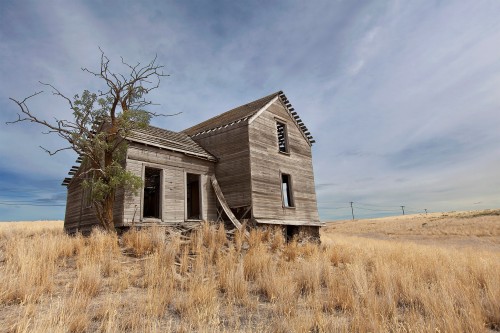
[
  {"xmin": 350, "ymin": 202, "xmax": 355, "ymax": 220},
  {"xmin": 401, "ymin": 206, "xmax": 405, "ymax": 215}
]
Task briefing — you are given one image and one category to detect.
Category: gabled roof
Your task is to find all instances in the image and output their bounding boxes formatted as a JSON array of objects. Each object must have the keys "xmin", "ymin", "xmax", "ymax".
[
  {"xmin": 183, "ymin": 91, "xmax": 315, "ymax": 145},
  {"xmin": 128, "ymin": 125, "xmax": 217, "ymax": 161}
]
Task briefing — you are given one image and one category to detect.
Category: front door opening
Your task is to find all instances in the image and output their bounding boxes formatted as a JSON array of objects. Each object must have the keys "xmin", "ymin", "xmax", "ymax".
[
  {"xmin": 186, "ymin": 173, "xmax": 201, "ymax": 220},
  {"xmin": 143, "ymin": 167, "xmax": 161, "ymax": 218}
]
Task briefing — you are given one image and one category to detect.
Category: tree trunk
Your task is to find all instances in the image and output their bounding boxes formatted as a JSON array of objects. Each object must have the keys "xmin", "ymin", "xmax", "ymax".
[
  {"xmin": 98, "ymin": 147, "xmax": 116, "ymax": 233},
  {"xmin": 103, "ymin": 191, "xmax": 116, "ymax": 232},
  {"xmin": 95, "ymin": 191, "xmax": 116, "ymax": 233},
  {"xmin": 102, "ymin": 193, "xmax": 116, "ymax": 232}
]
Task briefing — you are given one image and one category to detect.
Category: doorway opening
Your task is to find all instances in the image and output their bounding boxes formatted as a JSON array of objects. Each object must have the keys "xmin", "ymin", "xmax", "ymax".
[
  {"xmin": 186, "ymin": 173, "xmax": 201, "ymax": 220},
  {"xmin": 143, "ymin": 167, "xmax": 161, "ymax": 219}
]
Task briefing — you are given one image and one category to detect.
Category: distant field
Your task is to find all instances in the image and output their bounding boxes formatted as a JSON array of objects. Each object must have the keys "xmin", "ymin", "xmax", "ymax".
[
  {"xmin": 0, "ymin": 220, "xmax": 63, "ymax": 234},
  {"xmin": 0, "ymin": 211, "xmax": 499, "ymax": 332},
  {"xmin": 323, "ymin": 209, "xmax": 500, "ymax": 252}
]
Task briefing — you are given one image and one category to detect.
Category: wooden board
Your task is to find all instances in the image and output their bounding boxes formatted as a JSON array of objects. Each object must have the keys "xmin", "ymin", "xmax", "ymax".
[{"xmin": 211, "ymin": 175, "xmax": 249, "ymax": 236}]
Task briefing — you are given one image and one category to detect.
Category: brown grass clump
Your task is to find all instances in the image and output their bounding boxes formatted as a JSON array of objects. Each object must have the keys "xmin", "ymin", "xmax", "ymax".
[
  {"xmin": 0, "ymin": 214, "xmax": 499, "ymax": 332},
  {"xmin": 121, "ymin": 226, "xmax": 165, "ymax": 256}
]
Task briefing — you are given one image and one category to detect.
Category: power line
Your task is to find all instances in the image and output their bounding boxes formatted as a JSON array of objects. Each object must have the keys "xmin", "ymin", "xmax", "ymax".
[
  {"xmin": 318, "ymin": 206, "xmax": 350, "ymax": 210},
  {"xmin": 0, "ymin": 202, "xmax": 65, "ymax": 207},
  {"xmin": 354, "ymin": 206, "xmax": 400, "ymax": 212},
  {"xmin": 355, "ymin": 202, "xmax": 404, "ymax": 209}
]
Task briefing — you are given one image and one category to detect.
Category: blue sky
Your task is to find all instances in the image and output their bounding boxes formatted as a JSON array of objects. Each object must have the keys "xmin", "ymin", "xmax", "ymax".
[{"xmin": 1, "ymin": 0, "xmax": 499, "ymax": 221}]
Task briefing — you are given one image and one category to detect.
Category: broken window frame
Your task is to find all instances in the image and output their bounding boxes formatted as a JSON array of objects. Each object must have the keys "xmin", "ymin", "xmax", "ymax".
[
  {"xmin": 142, "ymin": 166, "xmax": 162, "ymax": 220},
  {"xmin": 280, "ymin": 172, "xmax": 295, "ymax": 208},
  {"xmin": 276, "ymin": 120, "xmax": 289, "ymax": 154}
]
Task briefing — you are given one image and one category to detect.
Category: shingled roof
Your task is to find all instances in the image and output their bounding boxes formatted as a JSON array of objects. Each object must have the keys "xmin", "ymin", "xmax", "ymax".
[
  {"xmin": 183, "ymin": 91, "xmax": 278, "ymax": 136},
  {"xmin": 128, "ymin": 125, "xmax": 216, "ymax": 161},
  {"xmin": 183, "ymin": 91, "xmax": 315, "ymax": 145},
  {"xmin": 62, "ymin": 125, "xmax": 216, "ymax": 186}
]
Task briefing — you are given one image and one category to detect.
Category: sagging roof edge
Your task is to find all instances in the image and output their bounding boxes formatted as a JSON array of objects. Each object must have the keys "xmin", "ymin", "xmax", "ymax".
[{"xmin": 126, "ymin": 137, "xmax": 217, "ymax": 162}]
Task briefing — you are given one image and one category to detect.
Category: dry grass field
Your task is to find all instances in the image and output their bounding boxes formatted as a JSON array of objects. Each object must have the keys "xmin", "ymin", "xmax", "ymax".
[
  {"xmin": 323, "ymin": 209, "xmax": 500, "ymax": 252},
  {"xmin": 0, "ymin": 210, "xmax": 499, "ymax": 332}
]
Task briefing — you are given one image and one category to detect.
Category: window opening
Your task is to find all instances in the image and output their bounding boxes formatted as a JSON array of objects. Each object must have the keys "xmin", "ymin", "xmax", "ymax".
[
  {"xmin": 143, "ymin": 167, "xmax": 161, "ymax": 218},
  {"xmin": 186, "ymin": 173, "xmax": 201, "ymax": 220},
  {"xmin": 281, "ymin": 173, "xmax": 294, "ymax": 207},
  {"xmin": 276, "ymin": 121, "xmax": 288, "ymax": 153}
]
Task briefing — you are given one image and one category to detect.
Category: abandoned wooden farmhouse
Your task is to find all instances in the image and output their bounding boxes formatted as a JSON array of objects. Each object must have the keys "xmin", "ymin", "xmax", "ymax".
[{"xmin": 62, "ymin": 91, "xmax": 323, "ymax": 237}]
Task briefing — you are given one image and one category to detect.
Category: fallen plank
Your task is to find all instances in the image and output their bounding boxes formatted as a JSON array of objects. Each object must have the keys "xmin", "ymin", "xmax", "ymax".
[{"xmin": 211, "ymin": 175, "xmax": 249, "ymax": 237}]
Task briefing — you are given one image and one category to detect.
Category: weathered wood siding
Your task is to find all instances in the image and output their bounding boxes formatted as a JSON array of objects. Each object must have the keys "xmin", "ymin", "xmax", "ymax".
[
  {"xmin": 63, "ymin": 178, "xmax": 98, "ymax": 234},
  {"xmin": 123, "ymin": 142, "xmax": 217, "ymax": 224},
  {"xmin": 64, "ymin": 143, "xmax": 217, "ymax": 232},
  {"xmin": 190, "ymin": 123, "xmax": 252, "ymax": 209},
  {"xmin": 64, "ymin": 174, "xmax": 127, "ymax": 234},
  {"xmin": 249, "ymin": 100, "xmax": 320, "ymax": 225}
]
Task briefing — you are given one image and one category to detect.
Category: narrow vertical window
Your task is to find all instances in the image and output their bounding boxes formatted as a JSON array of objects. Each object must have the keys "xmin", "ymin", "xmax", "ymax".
[
  {"xmin": 276, "ymin": 121, "xmax": 288, "ymax": 153},
  {"xmin": 281, "ymin": 173, "xmax": 294, "ymax": 207},
  {"xmin": 143, "ymin": 167, "xmax": 161, "ymax": 218},
  {"xmin": 186, "ymin": 173, "xmax": 201, "ymax": 220}
]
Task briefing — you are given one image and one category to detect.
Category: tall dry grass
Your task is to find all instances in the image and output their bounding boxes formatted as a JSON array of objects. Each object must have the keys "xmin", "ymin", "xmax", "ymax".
[{"xmin": 0, "ymin": 219, "xmax": 499, "ymax": 332}]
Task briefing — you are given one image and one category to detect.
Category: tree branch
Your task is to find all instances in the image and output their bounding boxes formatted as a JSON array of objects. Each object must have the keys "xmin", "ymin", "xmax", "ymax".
[{"xmin": 39, "ymin": 146, "xmax": 73, "ymax": 156}]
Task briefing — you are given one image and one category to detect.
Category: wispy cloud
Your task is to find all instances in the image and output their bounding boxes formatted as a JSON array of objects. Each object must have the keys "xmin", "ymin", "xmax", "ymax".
[{"xmin": 1, "ymin": 0, "xmax": 499, "ymax": 220}]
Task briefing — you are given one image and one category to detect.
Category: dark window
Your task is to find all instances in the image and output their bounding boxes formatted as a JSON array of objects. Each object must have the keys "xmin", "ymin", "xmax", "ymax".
[
  {"xmin": 281, "ymin": 173, "xmax": 294, "ymax": 207},
  {"xmin": 276, "ymin": 121, "xmax": 288, "ymax": 153},
  {"xmin": 186, "ymin": 173, "xmax": 201, "ymax": 220},
  {"xmin": 143, "ymin": 167, "xmax": 161, "ymax": 218}
]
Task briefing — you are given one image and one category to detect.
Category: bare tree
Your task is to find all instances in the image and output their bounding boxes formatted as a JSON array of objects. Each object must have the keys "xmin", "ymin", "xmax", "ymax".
[{"xmin": 8, "ymin": 49, "xmax": 174, "ymax": 232}]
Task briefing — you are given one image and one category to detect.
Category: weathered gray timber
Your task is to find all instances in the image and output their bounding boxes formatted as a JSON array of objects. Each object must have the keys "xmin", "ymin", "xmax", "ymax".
[
  {"xmin": 249, "ymin": 99, "xmax": 321, "ymax": 226},
  {"xmin": 64, "ymin": 126, "xmax": 217, "ymax": 234},
  {"xmin": 122, "ymin": 143, "xmax": 217, "ymax": 225},
  {"xmin": 63, "ymin": 91, "xmax": 323, "ymax": 237}
]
